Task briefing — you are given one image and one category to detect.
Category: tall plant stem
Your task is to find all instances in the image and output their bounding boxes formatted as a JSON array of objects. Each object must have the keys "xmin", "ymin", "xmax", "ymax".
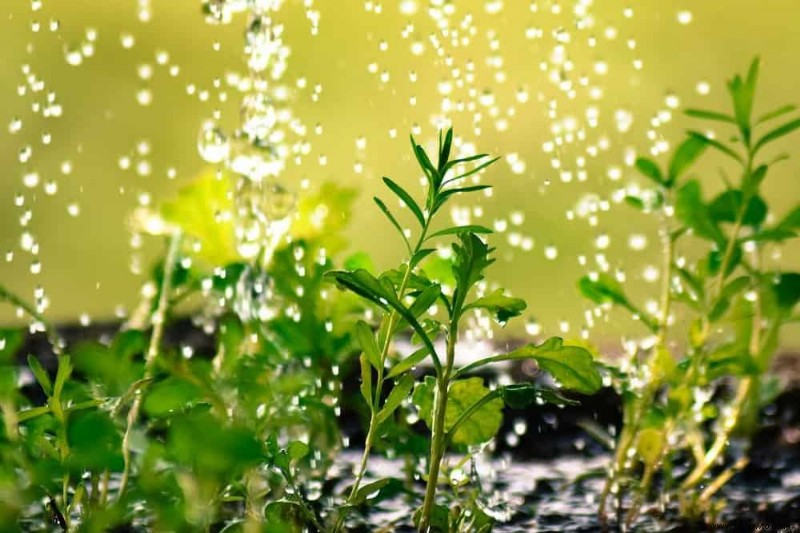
[
  {"xmin": 418, "ymin": 323, "xmax": 456, "ymax": 532},
  {"xmin": 335, "ymin": 230, "xmax": 423, "ymax": 532},
  {"xmin": 118, "ymin": 231, "xmax": 182, "ymax": 499},
  {"xmin": 599, "ymin": 194, "xmax": 674, "ymax": 521}
]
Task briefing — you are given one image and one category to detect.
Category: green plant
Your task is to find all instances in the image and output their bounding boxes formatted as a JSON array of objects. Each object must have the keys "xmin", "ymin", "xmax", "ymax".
[
  {"xmin": 0, "ymin": 174, "xmax": 363, "ymax": 532},
  {"xmin": 581, "ymin": 58, "xmax": 800, "ymax": 527},
  {"xmin": 327, "ymin": 128, "xmax": 602, "ymax": 532}
]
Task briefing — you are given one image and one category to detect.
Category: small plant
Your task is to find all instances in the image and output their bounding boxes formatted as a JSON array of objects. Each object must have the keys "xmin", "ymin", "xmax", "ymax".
[
  {"xmin": 327, "ymin": 128, "xmax": 602, "ymax": 532},
  {"xmin": 581, "ymin": 58, "xmax": 800, "ymax": 527}
]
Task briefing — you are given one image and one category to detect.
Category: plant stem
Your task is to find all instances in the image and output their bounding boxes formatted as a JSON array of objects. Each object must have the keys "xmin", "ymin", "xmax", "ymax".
[
  {"xmin": 599, "ymin": 194, "xmax": 675, "ymax": 522},
  {"xmin": 119, "ymin": 231, "xmax": 182, "ymax": 499},
  {"xmin": 418, "ymin": 323, "xmax": 456, "ymax": 532}
]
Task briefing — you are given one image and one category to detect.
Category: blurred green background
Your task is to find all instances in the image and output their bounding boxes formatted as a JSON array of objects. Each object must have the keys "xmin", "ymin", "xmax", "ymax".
[{"xmin": 1, "ymin": 0, "xmax": 798, "ymax": 348}]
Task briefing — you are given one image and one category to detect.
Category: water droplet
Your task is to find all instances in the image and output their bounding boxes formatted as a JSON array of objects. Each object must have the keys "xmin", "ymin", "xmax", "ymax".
[
  {"xmin": 677, "ymin": 10, "xmax": 693, "ymax": 24},
  {"xmin": 197, "ymin": 122, "xmax": 229, "ymax": 163},
  {"xmin": 544, "ymin": 245, "xmax": 558, "ymax": 260},
  {"xmin": 64, "ymin": 46, "xmax": 83, "ymax": 66}
]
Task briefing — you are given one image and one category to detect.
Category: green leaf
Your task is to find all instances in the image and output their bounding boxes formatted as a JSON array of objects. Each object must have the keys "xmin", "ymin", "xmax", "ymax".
[
  {"xmin": 451, "ymin": 233, "xmax": 495, "ymax": 311},
  {"xmin": 773, "ymin": 272, "xmax": 800, "ymax": 311},
  {"xmin": 578, "ymin": 273, "xmax": 629, "ymax": 306},
  {"xmin": 168, "ymin": 411, "xmax": 262, "ymax": 475},
  {"xmin": 624, "ymin": 195, "xmax": 646, "ymax": 210},
  {"xmin": 413, "ymin": 377, "xmax": 504, "ymax": 447},
  {"xmin": 373, "ymin": 197, "xmax": 411, "ymax": 252},
  {"xmin": 686, "ymin": 131, "xmax": 744, "ymax": 164},
  {"xmin": 500, "ymin": 384, "xmax": 577, "ymax": 407},
  {"xmin": 407, "ymin": 283, "xmax": 442, "ymax": 319},
  {"xmin": 52, "ymin": 356, "xmax": 72, "ymax": 400},
  {"xmin": 441, "ymin": 153, "xmax": 490, "ymax": 174},
  {"xmin": 634, "ymin": 158, "xmax": 663, "ymax": 186},
  {"xmin": 383, "ymin": 177, "xmax": 426, "ymax": 228},
  {"xmin": 433, "ymin": 185, "xmax": 493, "ymax": 213},
  {"xmin": 326, "ymin": 269, "xmax": 440, "ymax": 370},
  {"xmin": 143, "ymin": 377, "xmax": 203, "ymax": 417},
  {"xmin": 287, "ymin": 441, "xmax": 310, "ymax": 462},
  {"xmin": 727, "ymin": 57, "xmax": 759, "ymax": 137},
  {"xmin": 684, "ymin": 108, "xmax": 737, "ymax": 124},
  {"xmin": 350, "ymin": 478, "xmax": 394, "ymax": 506},
  {"xmin": 777, "ymin": 206, "xmax": 800, "ymax": 232},
  {"xmin": 438, "ymin": 128, "xmax": 453, "ymax": 172},
  {"xmin": 158, "ymin": 172, "xmax": 238, "ymax": 265},
  {"xmin": 675, "ymin": 179, "xmax": 724, "ymax": 243},
  {"xmin": 742, "ymin": 165, "xmax": 769, "ymax": 199},
  {"xmin": 426, "ymin": 224, "xmax": 493, "ymax": 240},
  {"xmin": 466, "ymin": 288, "xmax": 527, "ymax": 324},
  {"xmin": 636, "ymin": 428, "xmax": 665, "ymax": 467},
  {"xmin": 27, "ymin": 355, "xmax": 52, "ymax": 397},
  {"xmin": 754, "ymin": 118, "xmax": 800, "ymax": 154},
  {"xmin": 376, "ymin": 374, "xmax": 415, "ymax": 424},
  {"xmin": 448, "ymin": 156, "xmax": 501, "ymax": 182},
  {"xmin": 359, "ymin": 353, "xmax": 373, "ymax": 407},
  {"xmin": 708, "ymin": 190, "xmax": 767, "ymax": 227},
  {"xmin": 387, "ymin": 346, "xmax": 431, "ymax": 379},
  {"xmin": 67, "ymin": 410, "xmax": 123, "ymax": 472},
  {"xmin": 757, "ymin": 104, "xmax": 797, "ymax": 125},
  {"xmin": 455, "ymin": 337, "xmax": 602, "ymax": 394},
  {"xmin": 355, "ymin": 320, "xmax": 382, "ymax": 370},
  {"xmin": 668, "ymin": 136, "xmax": 708, "ymax": 183}
]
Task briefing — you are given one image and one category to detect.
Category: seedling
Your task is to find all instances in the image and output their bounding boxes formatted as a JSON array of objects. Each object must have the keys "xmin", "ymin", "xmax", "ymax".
[
  {"xmin": 327, "ymin": 128, "xmax": 602, "ymax": 532},
  {"xmin": 581, "ymin": 58, "xmax": 800, "ymax": 526}
]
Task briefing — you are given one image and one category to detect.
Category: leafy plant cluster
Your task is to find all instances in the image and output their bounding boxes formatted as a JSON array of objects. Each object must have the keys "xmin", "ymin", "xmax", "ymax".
[
  {"xmin": 580, "ymin": 58, "xmax": 800, "ymax": 527},
  {"xmin": 0, "ymin": 177, "xmax": 361, "ymax": 532},
  {"xmin": 326, "ymin": 129, "xmax": 602, "ymax": 531},
  {"xmin": 0, "ymin": 129, "xmax": 602, "ymax": 532}
]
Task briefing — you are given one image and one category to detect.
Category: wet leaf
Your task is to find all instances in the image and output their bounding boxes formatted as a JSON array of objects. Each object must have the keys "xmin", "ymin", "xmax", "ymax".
[
  {"xmin": 754, "ymin": 118, "xmax": 800, "ymax": 154},
  {"xmin": 376, "ymin": 374, "xmax": 414, "ymax": 424},
  {"xmin": 387, "ymin": 346, "xmax": 430, "ymax": 379},
  {"xmin": 500, "ymin": 384, "xmax": 577, "ymax": 407},
  {"xmin": 466, "ymin": 288, "xmax": 527, "ymax": 324},
  {"xmin": 355, "ymin": 320, "xmax": 382, "ymax": 370},
  {"xmin": 451, "ymin": 233, "xmax": 494, "ymax": 311},
  {"xmin": 413, "ymin": 377, "xmax": 504, "ymax": 446},
  {"xmin": 143, "ymin": 377, "xmax": 202, "ymax": 417}
]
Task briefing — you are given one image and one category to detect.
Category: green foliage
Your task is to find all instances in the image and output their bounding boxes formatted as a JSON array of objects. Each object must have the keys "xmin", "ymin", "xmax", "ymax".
[
  {"xmin": 588, "ymin": 58, "xmax": 800, "ymax": 527},
  {"xmin": 326, "ymin": 127, "xmax": 600, "ymax": 531}
]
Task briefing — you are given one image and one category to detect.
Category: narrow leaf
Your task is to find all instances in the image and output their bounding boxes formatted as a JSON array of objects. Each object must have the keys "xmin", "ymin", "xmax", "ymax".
[
  {"xmin": 754, "ymin": 118, "xmax": 800, "ymax": 154},
  {"xmin": 376, "ymin": 373, "xmax": 415, "ymax": 424},
  {"xmin": 634, "ymin": 158, "xmax": 664, "ymax": 186},
  {"xmin": 684, "ymin": 108, "xmax": 737, "ymax": 124},
  {"xmin": 355, "ymin": 320, "xmax": 382, "ymax": 370},
  {"xmin": 27, "ymin": 355, "xmax": 52, "ymax": 397},
  {"xmin": 359, "ymin": 353, "xmax": 373, "ymax": 407},
  {"xmin": 373, "ymin": 197, "xmax": 411, "ymax": 252},
  {"xmin": 687, "ymin": 131, "xmax": 744, "ymax": 164},
  {"xmin": 756, "ymin": 104, "xmax": 797, "ymax": 125},
  {"xmin": 383, "ymin": 177, "xmax": 426, "ymax": 227},
  {"xmin": 427, "ymin": 224, "xmax": 493, "ymax": 240},
  {"xmin": 387, "ymin": 346, "xmax": 430, "ymax": 378}
]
